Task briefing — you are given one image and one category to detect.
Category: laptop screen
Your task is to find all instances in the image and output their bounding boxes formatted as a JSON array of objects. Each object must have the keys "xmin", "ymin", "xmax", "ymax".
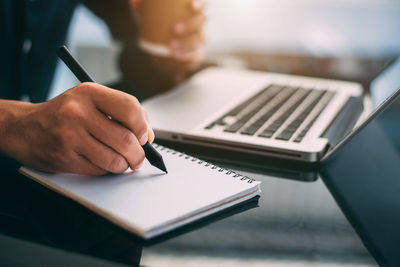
[
  {"xmin": 319, "ymin": 57, "xmax": 400, "ymax": 266},
  {"xmin": 370, "ymin": 57, "xmax": 400, "ymax": 110}
]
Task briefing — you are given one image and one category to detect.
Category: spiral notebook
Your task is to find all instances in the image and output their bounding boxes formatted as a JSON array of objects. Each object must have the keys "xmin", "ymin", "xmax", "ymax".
[{"xmin": 19, "ymin": 144, "xmax": 261, "ymax": 239}]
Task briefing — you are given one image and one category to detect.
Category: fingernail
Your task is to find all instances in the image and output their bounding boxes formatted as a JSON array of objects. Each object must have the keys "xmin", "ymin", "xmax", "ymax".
[
  {"xmin": 148, "ymin": 128, "xmax": 155, "ymax": 143},
  {"xmin": 139, "ymin": 131, "xmax": 148, "ymax": 146},
  {"xmin": 134, "ymin": 161, "xmax": 143, "ymax": 171},
  {"xmin": 175, "ymin": 23, "xmax": 185, "ymax": 34},
  {"xmin": 193, "ymin": 0, "xmax": 204, "ymax": 10}
]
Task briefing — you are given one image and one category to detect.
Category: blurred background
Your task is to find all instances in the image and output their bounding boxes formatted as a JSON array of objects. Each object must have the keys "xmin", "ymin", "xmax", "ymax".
[{"xmin": 49, "ymin": 0, "xmax": 400, "ymax": 98}]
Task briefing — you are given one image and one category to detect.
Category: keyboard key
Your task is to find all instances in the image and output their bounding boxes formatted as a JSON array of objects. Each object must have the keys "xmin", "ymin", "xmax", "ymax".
[
  {"xmin": 258, "ymin": 129, "xmax": 275, "ymax": 138},
  {"xmin": 223, "ymin": 85, "xmax": 284, "ymax": 133},
  {"xmin": 259, "ymin": 89, "xmax": 311, "ymax": 138},
  {"xmin": 275, "ymin": 131, "xmax": 293, "ymax": 141},
  {"xmin": 206, "ymin": 85, "xmax": 278, "ymax": 130},
  {"xmin": 225, "ymin": 85, "xmax": 275, "ymax": 116},
  {"xmin": 241, "ymin": 125, "xmax": 262, "ymax": 135},
  {"xmin": 204, "ymin": 123, "xmax": 215, "ymax": 129},
  {"xmin": 224, "ymin": 121, "xmax": 246, "ymax": 133},
  {"xmin": 276, "ymin": 90, "xmax": 326, "ymax": 141},
  {"xmin": 239, "ymin": 87, "xmax": 297, "ymax": 135},
  {"xmin": 214, "ymin": 119, "xmax": 227, "ymax": 126},
  {"xmin": 293, "ymin": 136, "xmax": 304, "ymax": 143},
  {"xmin": 293, "ymin": 91, "xmax": 335, "ymax": 143},
  {"xmin": 205, "ymin": 117, "xmax": 229, "ymax": 129}
]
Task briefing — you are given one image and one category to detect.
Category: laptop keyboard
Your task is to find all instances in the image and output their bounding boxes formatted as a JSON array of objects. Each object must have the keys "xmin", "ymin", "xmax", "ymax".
[{"xmin": 205, "ymin": 84, "xmax": 335, "ymax": 143}]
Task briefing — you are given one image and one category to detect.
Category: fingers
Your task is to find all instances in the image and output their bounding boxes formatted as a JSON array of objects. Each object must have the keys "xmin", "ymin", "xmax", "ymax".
[
  {"xmin": 40, "ymin": 151, "xmax": 108, "ymax": 176},
  {"xmin": 148, "ymin": 127, "xmax": 155, "ymax": 143},
  {"xmin": 69, "ymin": 155, "xmax": 108, "ymax": 176},
  {"xmin": 171, "ymin": 31, "xmax": 204, "ymax": 55},
  {"xmin": 76, "ymin": 130, "xmax": 131, "ymax": 174},
  {"xmin": 190, "ymin": 0, "xmax": 206, "ymax": 12},
  {"xmin": 170, "ymin": 8, "xmax": 206, "ymax": 67},
  {"xmin": 141, "ymin": 107, "xmax": 155, "ymax": 143},
  {"xmin": 65, "ymin": 83, "xmax": 148, "ymax": 172},
  {"xmin": 84, "ymin": 83, "xmax": 151, "ymax": 145},
  {"xmin": 173, "ymin": 13, "xmax": 206, "ymax": 38},
  {"xmin": 86, "ymin": 110, "xmax": 146, "ymax": 170}
]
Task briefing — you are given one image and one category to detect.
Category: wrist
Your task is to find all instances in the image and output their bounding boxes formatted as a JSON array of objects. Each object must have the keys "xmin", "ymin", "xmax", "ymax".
[{"xmin": 0, "ymin": 100, "xmax": 37, "ymax": 158}]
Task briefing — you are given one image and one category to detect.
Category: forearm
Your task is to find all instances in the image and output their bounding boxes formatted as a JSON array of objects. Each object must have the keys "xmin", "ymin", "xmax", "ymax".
[
  {"xmin": 0, "ymin": 100, "xmax": 36, "ymax": 158},
  {"xmin": 117, "ymin": 47, "xmax": 177, "ymax": 100}
]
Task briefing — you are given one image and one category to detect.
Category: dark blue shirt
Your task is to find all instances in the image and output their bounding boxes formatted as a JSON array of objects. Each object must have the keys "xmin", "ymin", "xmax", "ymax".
[{"xmin": 0, "ymin": 0, "xmax": 175, "ymax": 103}]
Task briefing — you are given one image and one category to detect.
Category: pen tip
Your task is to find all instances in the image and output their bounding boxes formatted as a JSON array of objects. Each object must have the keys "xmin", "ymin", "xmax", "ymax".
[
  {"xmin": 158, "ymin": 161, "xmax": 168, "ymax": 173},
  {"xmin": 161, "ymin": 167, "xmax": 168, "ymax": 174}
]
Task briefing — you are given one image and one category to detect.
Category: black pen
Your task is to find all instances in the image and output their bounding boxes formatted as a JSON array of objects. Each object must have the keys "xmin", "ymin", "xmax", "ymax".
[{"xmin": 57, "ymin": 45, "xmax": 167, "ymax": 173}]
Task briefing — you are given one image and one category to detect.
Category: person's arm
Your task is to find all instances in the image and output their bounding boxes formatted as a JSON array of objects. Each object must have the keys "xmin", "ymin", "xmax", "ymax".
[
  {"xmin": 0, "ymin": 83, "xmax": 154, "ymax": 175},
  {"xmin": 83, "ymin": 0, "xmax": 206, "ymax": 101}
]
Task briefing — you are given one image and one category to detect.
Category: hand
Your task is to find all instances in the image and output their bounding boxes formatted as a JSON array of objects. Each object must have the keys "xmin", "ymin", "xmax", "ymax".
[
  {"xmin": 168, "ymin": 0, "xmax": 206, "ymax": 75},
  {"xmin": 131, "ymin": 0, "xmax": 206, "ymax": 82},
  {"xmin": 0, "ymin": 83, "xmax": 154, "ymax": 175}
]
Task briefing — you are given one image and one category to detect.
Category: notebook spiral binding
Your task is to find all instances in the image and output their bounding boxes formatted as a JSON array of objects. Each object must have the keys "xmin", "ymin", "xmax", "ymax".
[{"xmin": 153, "ymin": 144, "xmax": 256, "ymax": 184}]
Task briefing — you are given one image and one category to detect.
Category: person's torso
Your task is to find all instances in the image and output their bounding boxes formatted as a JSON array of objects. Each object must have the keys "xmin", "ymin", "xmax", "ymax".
[{"xmin": 0, "ymin": 0, "xmax": 79, "ymax": 102}]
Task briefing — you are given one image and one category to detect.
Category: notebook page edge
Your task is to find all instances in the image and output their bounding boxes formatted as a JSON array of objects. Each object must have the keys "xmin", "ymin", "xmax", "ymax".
[{"xmin": 144, "ymin": 186, "xmax": 261, "ymax": 239}]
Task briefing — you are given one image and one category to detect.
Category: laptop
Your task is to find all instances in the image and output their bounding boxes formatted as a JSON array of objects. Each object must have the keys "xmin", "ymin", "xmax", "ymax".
[
  {"xmin": 143, "ymin": 67, "xmax": 365, "ymax": 162},
  {"xmin": 319, "ymin": 57, "xmax": 400, "ymax": 267}
]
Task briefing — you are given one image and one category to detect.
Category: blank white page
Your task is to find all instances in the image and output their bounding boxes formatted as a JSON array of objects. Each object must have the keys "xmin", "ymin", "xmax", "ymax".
[{"xmin": 20, "ymin": 145, "xmax": 261, "ymax": 238}]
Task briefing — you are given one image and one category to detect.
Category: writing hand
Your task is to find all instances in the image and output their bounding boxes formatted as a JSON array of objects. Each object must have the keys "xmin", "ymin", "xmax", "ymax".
[{"xmin": 0, "ymin": 83, "xmax": 154, "ymax": 175}]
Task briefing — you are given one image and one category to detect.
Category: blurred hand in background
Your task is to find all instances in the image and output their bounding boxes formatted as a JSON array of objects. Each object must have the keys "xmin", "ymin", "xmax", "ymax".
[{"xmin": 130, "ymin": 0, "xmax": 206, "ymax": 82}]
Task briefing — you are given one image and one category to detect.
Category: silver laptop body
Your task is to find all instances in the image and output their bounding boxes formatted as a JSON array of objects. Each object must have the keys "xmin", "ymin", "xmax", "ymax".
[{"xmin": 142, "ymin": 67, "xmax": 363, "ymax": 162}]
